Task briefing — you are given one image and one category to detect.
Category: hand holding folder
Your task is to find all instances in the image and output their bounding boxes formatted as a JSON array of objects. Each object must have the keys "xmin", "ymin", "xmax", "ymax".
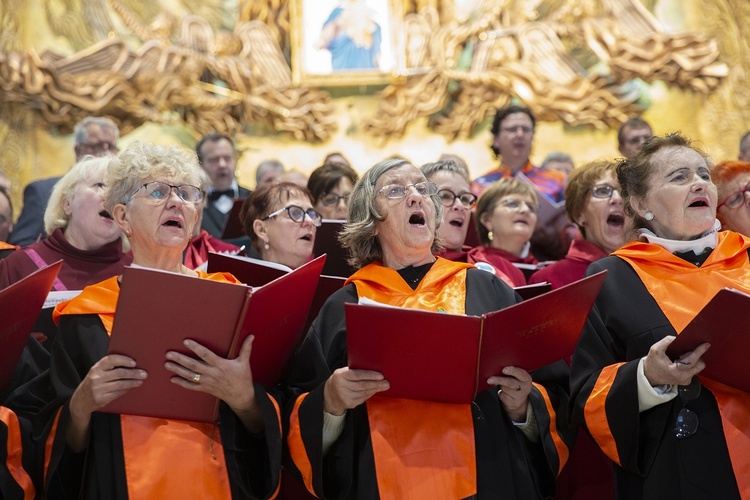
[
  {"xmin": 667, "ymin": 288, "xmax": 750, "ymax": 394},
  {"xmin": 102, "ymin": 256, "xmax": 325, "ymax": 422},
  {"xmin": 346, "ymin": 271, "xmax": 606, "ymax": 404}
]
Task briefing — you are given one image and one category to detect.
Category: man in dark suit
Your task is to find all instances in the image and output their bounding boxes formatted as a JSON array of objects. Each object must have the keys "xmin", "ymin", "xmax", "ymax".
[
  {"xmin": 10, "ymin": 117, "xmax": 119, "ymax": 246},
  {"xmin": 196, "ymin": 133, "xmax": 251, "ymax": 238}
]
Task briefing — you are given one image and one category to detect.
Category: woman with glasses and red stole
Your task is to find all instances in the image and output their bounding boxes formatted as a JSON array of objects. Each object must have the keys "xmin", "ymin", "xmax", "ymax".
[
  {"xmin": 12, "ymin": 142, "xmax": 282, "ymax": 499},
  {"xmin": 570, "ymin": 133, "xmax": 750, "ymax": 499},
  {"xmin": 240, "ymin": 182, "xmax": 322, "ymax": 269},
  {"xmin": 528, "ymin": 160, "xmax": 626, "ymax": 500},
  {"xmin": 711, "ymin": 160, "xmax": 750, "ymax": 237},
  {"xmin": 284, "ymin": 158, "xmax": 574, "ymax": 499},
  {"xmin": 466, "ymin": 178, "xmax": 537, "ymax": 287},
  {"xmin": 421, "ymin": 159, "xmax": 477, "ymax": 262},
  {"xmin": 529, "ymin": 160, "xmax": 626, "ymax": 290}
]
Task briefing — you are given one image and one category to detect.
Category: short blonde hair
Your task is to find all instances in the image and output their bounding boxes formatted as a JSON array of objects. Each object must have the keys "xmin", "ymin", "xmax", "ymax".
[
  {"xmin": 44, "ymin": 155, "xmax": 114, "ymax": 234},
  {"xmin": 103, "ymin": 142, "xmax": 203, "ymax": 213}
]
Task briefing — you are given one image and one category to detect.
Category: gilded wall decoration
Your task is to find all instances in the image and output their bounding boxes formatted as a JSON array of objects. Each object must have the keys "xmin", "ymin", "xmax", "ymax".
[{"xmin": 0, "ymin": 0, "xmax": 738, "ymax": 150}]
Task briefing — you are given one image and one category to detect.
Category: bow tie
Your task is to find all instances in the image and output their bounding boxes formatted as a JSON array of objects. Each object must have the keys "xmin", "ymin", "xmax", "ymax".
[{"xmin": 208, "ymin": 189, "xmax": 235, "ymax": 201}]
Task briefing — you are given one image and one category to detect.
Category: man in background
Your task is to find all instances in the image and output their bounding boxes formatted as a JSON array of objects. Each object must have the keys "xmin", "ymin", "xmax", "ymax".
[
  {"xmin": 196, "ymin": 133, "xmax": 251, "ymax": 238},
  {"xmin": 10, "ymin": 116, "xmax": 119, "ymax": 246},
  {"xmin": 617, "ymin": 117, "xmax": 653, "ymax": 159},
  {"xmin": 471, "ymin": 105, "xmax": 566, "ymax": 202},
  {"xmin": 255, "ymin": 159, "xmax": 286, "ymax": 188},
  {"xmin": 541, "ymin": 151, "xmax": 575, "ymax": 180}
]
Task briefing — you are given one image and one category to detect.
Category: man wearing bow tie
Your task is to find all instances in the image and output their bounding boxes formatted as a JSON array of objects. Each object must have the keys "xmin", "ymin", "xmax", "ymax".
[{"xmin": 196, "ymin": 133, "xmax": 252, "ymax": 238}]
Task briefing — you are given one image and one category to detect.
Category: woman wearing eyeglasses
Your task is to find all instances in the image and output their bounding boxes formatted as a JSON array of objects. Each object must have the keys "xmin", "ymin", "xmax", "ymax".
[
  {"xmin": 711, "ymin": 160, "xmax": 750, "ymax": 237},
  {"xmin": 570, "ymin": 134, "xmax": 750, "ymax": 499},
  {"xmin": 307, "ymin": 161, "xmax": 359, "ymax": 221},
  {"xmin": 466, "ymin": 178, "xmax": 537, "ymax": 286},
  {"xmin": 420, "ymin": 159, "xmax": 477, "ymax": 262},
  {"xmin": 529, "ymin": 160, "xmax": 625, "ymax": 290},
  {"xmin": 284, "ymin": 158, "xmax": 574, "ymax": 499},
  {"xmin": 17, "ymin": 142, "xmax": 282, "ymax": 499},
  {"xmin": 240, "ymin": 182, "xmax": 322, "ymax": 270}
]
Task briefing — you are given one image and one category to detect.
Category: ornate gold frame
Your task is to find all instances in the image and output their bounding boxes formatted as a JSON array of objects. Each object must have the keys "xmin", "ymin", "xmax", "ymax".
[{"xmin": 290, "ymin": 0, "xmax": 406, "ymax": 86}]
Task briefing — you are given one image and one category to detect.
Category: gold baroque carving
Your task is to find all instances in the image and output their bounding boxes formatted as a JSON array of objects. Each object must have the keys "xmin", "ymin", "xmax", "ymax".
[
  {"xmin": 0, "ymin": 0, "xmax": 732, "ymax": 144},
  {"xmin": 363, "ymin": 0, "xmax": 728, "ymax": 141},
  {"xmin": 0, "ymin": 3, "xmax": 337, "ymax": 141}
]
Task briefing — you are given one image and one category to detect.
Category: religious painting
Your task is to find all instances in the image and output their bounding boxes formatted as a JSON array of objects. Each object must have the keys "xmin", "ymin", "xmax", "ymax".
[{"xmin": 291, "ymin": 0, "xmax": 405, "ymax": 86}]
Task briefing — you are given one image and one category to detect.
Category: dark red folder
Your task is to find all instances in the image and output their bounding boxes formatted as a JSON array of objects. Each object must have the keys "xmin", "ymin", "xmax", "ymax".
[
  {"xmin": 207, "ymin": 251, "xmax": 346, "ymax": 332},
  {"xmin": 221, "ymin": 199, "xmax": 246, "ymax": 240},
  {"xmin": 207, "ymin": 252, "xmax": 290, "ymax": 287},
  {"xmin": 103, "ymin": 256, "xmax": 325, "ymax": 422},
  {"xmin": 666, "ymin": 288, "xmax": 750, "ymax": 394},
  {"xmin": 346, "ymin": 270, "xmax": 606, "ymax": 404},
  {"xmin": 0, "ymin": 260, "xmax": 63, "ymax": 392},
  {"xmin": 313, "ymin": 220, "xmax": 356, "ymax": 277},
  {"xmin": 514, "ymin": 282, "xmax": 551, "ymax": 300}
]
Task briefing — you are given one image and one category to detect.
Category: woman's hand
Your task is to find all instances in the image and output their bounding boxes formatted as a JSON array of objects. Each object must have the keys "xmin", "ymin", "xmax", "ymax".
[
  {"xmin": 643, "ymin": 336, "xmax": 710, "ymax": 387},
  {"xmin": 165, "ymin": 335, "xmax": 263, "ymax": 433},
  {"xmin": 488, "ymin": 366, "xmax": 533, "ymax": 422},
  {"xmin": 67, "ymin": 354, "xmax": 146, "ymax": 452},
  {"xmin": 323, "ymin": 367, "xmax": 390, "ymax": 416}
]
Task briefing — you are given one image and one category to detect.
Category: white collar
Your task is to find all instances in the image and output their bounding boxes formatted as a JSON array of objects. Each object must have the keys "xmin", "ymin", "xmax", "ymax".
[{"xmin": 637, "ymin": 219, "xmax": 721, "ymax": 255}]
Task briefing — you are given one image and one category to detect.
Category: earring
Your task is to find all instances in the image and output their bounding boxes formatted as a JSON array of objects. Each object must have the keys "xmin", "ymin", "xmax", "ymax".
[
  {"xmin": 487, "ymin": 231, "xmax": 494, "ymax": 241},
  {"xmin": 645, "ymin": 211, "xmax": 654, "ymax": 221},
  {"xmin": 125, "ymin": 231, "xmax": 132, "ymax": 238},
  {"xmin": 264, "ymin": 241, "xmax": 270, "ymax": 250}
]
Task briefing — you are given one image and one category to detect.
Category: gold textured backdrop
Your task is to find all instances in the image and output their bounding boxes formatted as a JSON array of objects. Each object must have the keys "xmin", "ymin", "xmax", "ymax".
[{"xmin": 0, "ymin": 0, "xmax": 748, "ymax": 217}]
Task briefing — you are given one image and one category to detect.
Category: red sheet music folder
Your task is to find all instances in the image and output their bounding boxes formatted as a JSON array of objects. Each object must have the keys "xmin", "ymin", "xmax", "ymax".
[
  {"xmin": 346, "ymin": 270, "xmax": 606, "ymax": 404},
  {"xmin": 0, "ymin": 260, "xmax": 63, "ymax": 393},
  {"xmin": 666, "ymin": 288, "xmax": 750, "ymax": 394},
  {"xmin": 207, "ymin": 251, "xmax": 346, "ymax": 333},
  {"xmin": 103, "ymin": 256, "xmax": 325, "ymax": 422}
]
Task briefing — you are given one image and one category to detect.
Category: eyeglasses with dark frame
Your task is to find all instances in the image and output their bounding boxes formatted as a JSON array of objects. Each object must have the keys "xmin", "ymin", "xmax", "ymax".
[
  {"xmin": 377, "ymin": 182, "xmax": 439, "ymax": 200},
  {"xmin": 320, "ymin": 192, "xmax": 350, "ymax": 207},
  {"xmin": 128, "ymin": 181, "xmax": 204, "ymax": 204},
  {"xmin": 717, "ymin": 181, "xmax": 750, "ymax": 210},
  {"xmin": 437, "ymin": 189, "xmax": 477, "ymax": 208},
  {"xmin": 673, "ymin": 377, "xmax": 701, "ymax": 439},
  {"xmin": 262, "ymin": 205, "xmax": 323, "ymax": 227},
  {"xmin": 590, "ymin": 184, "xmax": 620, "ymax": 199}
]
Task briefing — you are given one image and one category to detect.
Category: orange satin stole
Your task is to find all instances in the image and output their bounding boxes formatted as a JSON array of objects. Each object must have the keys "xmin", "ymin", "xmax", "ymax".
[
  {"xmin": 349, "ymin": 258, "xmax": 477, "ymax": 499},
  {"xmin": 614, "ymin": 231, "xmax": 750, "ymax": 495}
]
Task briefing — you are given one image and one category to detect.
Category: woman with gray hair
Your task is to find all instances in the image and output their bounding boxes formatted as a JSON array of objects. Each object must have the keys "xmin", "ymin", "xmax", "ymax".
[
  {"xmin": 0, "ymin": 155, "xmax": 131, "ymax": 291},
  {"xmin": 22, "ymin": 142, "xmax": 282, "ymax": 499},
  {"xmin": 285, "ymin": 158, "xmax": 573, "ymax": 499}
]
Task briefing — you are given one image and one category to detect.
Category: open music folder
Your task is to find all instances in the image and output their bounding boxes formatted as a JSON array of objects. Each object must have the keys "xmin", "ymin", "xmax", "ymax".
[
  {"xmin": 102, "ymin": 255, "xmax": 325, "ymax": 422},
  {"xmin": 0, "ymin": 260, "xmax": 63, "ymax": 393},
  {"xmin": 346, "ymin": 270, "xmax": 606, "ymax": 404},
  {"xmin": 312, "ymin": 219, "xmax": 356, "ymax": 277},
  {"xmin": 667, "ymin": 288, "xmax": 750, "ymax": 394}
]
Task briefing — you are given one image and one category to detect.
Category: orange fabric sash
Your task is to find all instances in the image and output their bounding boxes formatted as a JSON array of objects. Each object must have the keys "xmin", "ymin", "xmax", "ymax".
[
  {"xmin": 53, "ymin": 271, "xmax": 240, "ymax": 499},
  {"xmin": 1, "ymin": 407, "xmax": 35, "ymax": 500},
  {"xmin": 350, "ymin": 258, "xmax": 477, "ymax": 499},
  {"xmin": 614, "ymin": 231, "xmax": 750, "ymax": 495}
]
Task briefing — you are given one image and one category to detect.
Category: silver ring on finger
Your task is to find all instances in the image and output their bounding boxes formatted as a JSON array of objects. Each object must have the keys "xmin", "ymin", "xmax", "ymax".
[{"xmin": 192, "ymin": 372, "xmax": 201, "ymax": 384}]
